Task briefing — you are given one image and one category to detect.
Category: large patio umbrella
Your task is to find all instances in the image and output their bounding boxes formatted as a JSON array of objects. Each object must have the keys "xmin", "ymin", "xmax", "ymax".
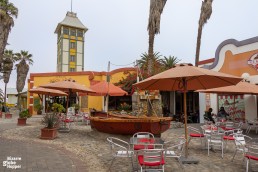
[
  {"xmin": 29, "ymin": 87, "xmax": 68, "ymax": 113},
  {"xmin": 40, "ymin": 80, "xmax": 95, "ymax": 110},
  {"xmin": 79, "ymin": 81, "xmax": 128, "ymax": 112},
  {"xmin": 80, "ymin": 81, "xmax": 128, "ymax": 96},
  {"xmin": 29, "ymin": 87, "xmax": 68, "ymax": 96},
  {"xmin": 133, "ymin": 63, "xmax": 242, "ymax": 158},
  {"xmin": 197, "ymin": 81, "xmax": 258, "ymax": 95}
]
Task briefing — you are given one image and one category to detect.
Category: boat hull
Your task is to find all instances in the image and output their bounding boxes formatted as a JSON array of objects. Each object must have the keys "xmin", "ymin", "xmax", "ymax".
[{"xmin": 90, "ymin": 116, "xmax": 172, "ymax": 135}]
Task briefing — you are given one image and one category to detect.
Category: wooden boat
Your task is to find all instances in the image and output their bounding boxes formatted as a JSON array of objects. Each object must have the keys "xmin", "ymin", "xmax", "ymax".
[{"xmin": 90, "ymin": 115, "xmax": 172, "ymax": 135}]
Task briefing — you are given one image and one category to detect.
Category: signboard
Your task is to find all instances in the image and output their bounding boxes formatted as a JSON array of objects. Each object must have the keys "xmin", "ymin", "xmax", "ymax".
[{"xmin": 218, "ymin": 95, "xmax": 245, "ymax": 121}]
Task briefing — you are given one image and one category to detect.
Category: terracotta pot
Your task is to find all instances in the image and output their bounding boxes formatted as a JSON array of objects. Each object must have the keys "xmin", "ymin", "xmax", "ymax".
[
  {"xmin": 40, "ymin": 128, "xmax": 57, "ymax": 140},
  {"xmin": 5, "ymin": 113, "xmax": 12, "ymax": 119},
  {"xmin": 17, "ymin": 118, "xmax": 27, "ymax": 126}
]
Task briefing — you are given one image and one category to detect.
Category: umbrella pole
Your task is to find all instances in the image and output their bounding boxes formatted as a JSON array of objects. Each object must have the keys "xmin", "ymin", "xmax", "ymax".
[
  {"xmin": 184, "ymin": 88, "xmax": 188, "ymax": 158},
  {"xmin": 181, "ymin": 79, "xmax": 199, "ymax": 164}
]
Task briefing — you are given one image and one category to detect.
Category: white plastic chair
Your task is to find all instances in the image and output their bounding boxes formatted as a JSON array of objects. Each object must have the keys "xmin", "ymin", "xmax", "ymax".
[
  {"xmin": 107, "ymin": 137, "xmax": 134, "ymax": 171},
  {"xmin": 164, "ymin": 137, "xmax": 186, "ymax": 169},
  {"xmin": 232, "ymin": 133, "xmax": 252, "ymax": 162}
]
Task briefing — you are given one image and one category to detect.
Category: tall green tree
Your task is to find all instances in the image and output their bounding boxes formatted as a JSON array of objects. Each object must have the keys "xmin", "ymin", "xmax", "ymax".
[
  {"xmin": 147, "ymin": 0, "xmax": 166, "ymax": 76},
  {"xmin": 161, "ymin": 55, "xmax": 181, "ymax": 70},
  {"xmin": 15, "ymin": 50, "xmax": 33, "ymax": 109},
  {"xmin": 138, "ymin": 52, "xmax": 163, "ymax": 76},
  {"xmin": 195, "ymin": 0, "xmax": 213, "ymax": 66},
  {"xmin": 3, "ymin": 49, "xmax": 16, "ymax": 104},
  {"xmin": 0, "ymin": 0, "xmax": 18, "ymax": 70}
]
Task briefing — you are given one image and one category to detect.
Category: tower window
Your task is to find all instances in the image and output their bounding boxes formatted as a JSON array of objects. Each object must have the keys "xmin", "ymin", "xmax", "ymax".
[
  {"xmin": 71, "ymin": 29, "xmax": 76, "ymax": 36},
  {"xmin": 69, "ymin": 68, "xmax": 75, "ymax": 72},
  {"xmin": 70, "ymin": 42, "xmax": 76, "ymax": 49},
  {"xmin": 63, "ymin": 28, "xmax": 69, "ymax": 35},
  {"xmin": 70, "ymin": 55, "xmax": 75, "ymax": 62},
  {"xmin": 77, "ymin": 30, "xmax": 83, "ymax": 37}
]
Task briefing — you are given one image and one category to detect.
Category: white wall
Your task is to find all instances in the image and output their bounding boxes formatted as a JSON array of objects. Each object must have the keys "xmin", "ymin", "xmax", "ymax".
[
  {"xmin": 244, "ymin": 95, "xmax": 257, "ymax": 120},
  {"xmin": 199, "ymin": 93, "xmax": 206, "ymax": 123},
  {"xmin": 7, "ymin": 95, "xmax": 17, "ymax": 105}
]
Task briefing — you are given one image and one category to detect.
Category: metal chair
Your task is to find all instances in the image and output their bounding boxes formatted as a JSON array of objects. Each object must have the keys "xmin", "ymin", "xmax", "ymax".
[
  {"xmin": 206, "ymin": 131, "xmax": 224, "ymax": 158},
  {"xmin": 245, "ymin": 140, "xmax": 258, "ymax": 172},
  {"xmin": 137, "ymin": 148, "xmax": 165, "ymax": 172},
  {"xmin": 187, "ymin": 126, "xmax": 205, "ymax": 148},
  {"xmin": 132, "ymin": 132, "xmax": 155, "ymax": 150},
  {"xmin": 164, "ymin": 137, "xmax": 186, "ymax": 169},
  {"xmin": 232, "ymin": 133, "xmax": 252, "ymax": 162},
  {"xmin": 107, "ymin": 137, "xmax": 134, "ymax": 171}
]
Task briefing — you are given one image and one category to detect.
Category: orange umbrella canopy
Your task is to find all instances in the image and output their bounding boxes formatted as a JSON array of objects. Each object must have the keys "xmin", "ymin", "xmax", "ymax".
[
  {"xmin": 134, "ymin": 64, "xmax": 242, "ymax": 91},
  {"xmin": 29, "ymin": 87, "xmax": 68, "ymax": 96},
  {"xmin": 197, "ymin": 81, "xmax": 258, "ymax": 95},
  {"xmin": 40, "ymin": 80, "xmax": 95, "ymax": 93},
  {"xmin": 133, "ymin": 63, "xmax": 242, "ymax": 158},
  {"xmin": 80, "ymin": 81, "xmax": 128, "ymax": 96}
]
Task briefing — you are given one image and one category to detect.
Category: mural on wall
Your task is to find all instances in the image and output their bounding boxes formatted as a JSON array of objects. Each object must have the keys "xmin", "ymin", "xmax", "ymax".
[
  {"xmin": 218, "ymin": 95, "xmax": 245, "ymax": 121},
  {"xmin": 247, "ymin": 52, "xmax": 258, "ymax": 71}
]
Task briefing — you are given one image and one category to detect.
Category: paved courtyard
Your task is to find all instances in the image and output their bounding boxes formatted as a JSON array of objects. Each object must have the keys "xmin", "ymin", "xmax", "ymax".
[{"xmin": 0, "ymin": 109, "xmax": 258, "ymax": 171}]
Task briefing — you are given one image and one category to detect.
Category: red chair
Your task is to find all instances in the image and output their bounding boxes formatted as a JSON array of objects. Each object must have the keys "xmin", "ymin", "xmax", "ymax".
[
  {"xmin": 187, "ymin": 126, "xmax": 204, "ymax": 147},
  {"xmin": 137, "ymin": 148, "xmax": 165, "ymax": 172},
  {"xmin": 133, "ymin": 132, "xmax": 155, "ymax": 150}
]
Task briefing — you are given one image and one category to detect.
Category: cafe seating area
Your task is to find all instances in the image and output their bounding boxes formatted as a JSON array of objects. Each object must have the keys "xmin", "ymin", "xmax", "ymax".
[{"xmin": 105, "ymin": 118, "xmax": 258, "ymax": 171}]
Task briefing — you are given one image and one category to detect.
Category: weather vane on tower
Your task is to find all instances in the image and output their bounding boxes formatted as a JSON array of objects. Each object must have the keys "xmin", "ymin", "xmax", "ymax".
[{"xmin": 71, "ymin": 0, "xmax": 73, "ymax": 12}]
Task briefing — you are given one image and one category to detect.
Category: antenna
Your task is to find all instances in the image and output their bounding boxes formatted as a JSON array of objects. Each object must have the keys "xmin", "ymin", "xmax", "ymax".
[{"xmin": 71, "ymin": 0, "xmax": 73, "ymax": 12}]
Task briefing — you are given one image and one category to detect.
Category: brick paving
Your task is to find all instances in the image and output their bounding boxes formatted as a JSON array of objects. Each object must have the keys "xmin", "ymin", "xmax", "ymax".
[{"xmin": 0, "ymin": 109, "xmax": 88, "ymax": 172}]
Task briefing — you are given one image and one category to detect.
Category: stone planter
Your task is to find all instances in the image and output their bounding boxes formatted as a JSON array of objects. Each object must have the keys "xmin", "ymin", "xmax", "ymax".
[
  {"xmin": 17, "ymin": 118, "xmax": 27, "ymax": 126},
  {"xmin": 5, "ymin": 113, "xmax": 12, "ymax": 119},
  {"xmin": 40, "ymin": 128, "xmax": 57, "ymax": 140}
]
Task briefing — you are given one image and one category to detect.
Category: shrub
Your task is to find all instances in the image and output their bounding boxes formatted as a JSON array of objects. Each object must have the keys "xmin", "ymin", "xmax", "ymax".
[
  {"xmin": 19, "ymin": 109, "xmax": 32, "ymax": 118},
  {"xmin": 117, "ymin": 102, "xmax": 131, "ymax": 111}
]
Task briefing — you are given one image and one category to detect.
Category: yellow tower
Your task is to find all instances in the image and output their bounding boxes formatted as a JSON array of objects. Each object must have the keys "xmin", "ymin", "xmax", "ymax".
[{"xmin": 55, "ymin": 11, "xmax": 88, "ymax": 72}]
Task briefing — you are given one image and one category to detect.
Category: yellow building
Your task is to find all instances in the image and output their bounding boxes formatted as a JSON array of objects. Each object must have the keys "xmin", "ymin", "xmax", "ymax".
[{"xmin": 27, "ymin": 68, "xmax": 135, "ymax": 115}]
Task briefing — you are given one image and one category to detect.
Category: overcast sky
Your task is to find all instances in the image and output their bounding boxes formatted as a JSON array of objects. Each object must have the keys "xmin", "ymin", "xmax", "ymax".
[{"xmin": 3, "ymin": 0, "xmax": 258, "ymax": 90}]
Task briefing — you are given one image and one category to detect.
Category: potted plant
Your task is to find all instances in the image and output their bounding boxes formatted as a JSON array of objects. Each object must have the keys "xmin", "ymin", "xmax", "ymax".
[
  {"xmin": 40, "ymin": 103, "xmax": 65, "ymax": 140},
  {"xmin": 2, "ymin": 104, "xmax": 12, "ymax": 119},
  {"xmin": 17, "ymin": 109, "xmax": 31, "ymax": 126},
  {"xmin": 34, "ymin": 104, "xmax": 43, "ymax": 115}
]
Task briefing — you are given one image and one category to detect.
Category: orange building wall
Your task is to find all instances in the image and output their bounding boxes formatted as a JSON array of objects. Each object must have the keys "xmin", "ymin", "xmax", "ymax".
[
  {"xmin": 219, "ymin": 50, "xmax": 258, "ymax": 76},
  {"xmin": 27, "ymin": 68, "xmax": 136, "ymax": 115}
]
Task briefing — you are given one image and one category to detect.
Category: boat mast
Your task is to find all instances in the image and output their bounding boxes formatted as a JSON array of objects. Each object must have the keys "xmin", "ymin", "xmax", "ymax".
[{"xmin": 105, "ymin": 61, "xmax": 110, "ymax": 113}]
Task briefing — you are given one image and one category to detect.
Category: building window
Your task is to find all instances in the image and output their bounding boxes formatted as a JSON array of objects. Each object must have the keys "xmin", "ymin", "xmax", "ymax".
[
  {"xmin": 70, "ymin": 68, "xmax": 75, "ymax": 72},
  {"xmin": 70, "ymin": 55, "xmax": 75, "ymax": 62},
  {"xmin": 70, "ymin": 42, "xmax": 76, "ymax": 49},
  {"xmin": 71, "ymin": 29, "xmax": 76, "ymax": 36},
  {"xmin": 63, "ymin": 28, "xmax": 69, "ymax": 35},
  {"xmin": 77, "ymin": 30, "xmax": 83, "ymax": 37}
]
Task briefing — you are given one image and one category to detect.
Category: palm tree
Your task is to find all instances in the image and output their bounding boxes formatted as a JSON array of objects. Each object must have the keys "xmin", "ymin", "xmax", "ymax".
[
  {"xmin": 15, "ymin": 50, "xmax": 33, "ymax": 110},
  {"xmin": 161, "ymin": 55, "xmax": 181, "ymax": 70},
  {"xmin": 147, "ymin": 0, "xmax": 166, "ymax": 76},
  {"xmin": 0, "ymin": 0, "xmax": 18, "ymax": 70},
  {"xmin": 138, "ymin": 52, "xmax": 163, "ymax": 76},
  {"xmin": 195, "ymin": 0, "xmax": 213, "ymax": 66},
  {"xmin": 3, "ymin": 49, "xmax": 16, "ymax": 105}
]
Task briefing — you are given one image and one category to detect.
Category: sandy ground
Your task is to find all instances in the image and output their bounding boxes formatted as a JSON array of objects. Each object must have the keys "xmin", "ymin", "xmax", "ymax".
[{"xmin": 1, "ymin": 110, "xmax": 258, "ymax": 172}]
